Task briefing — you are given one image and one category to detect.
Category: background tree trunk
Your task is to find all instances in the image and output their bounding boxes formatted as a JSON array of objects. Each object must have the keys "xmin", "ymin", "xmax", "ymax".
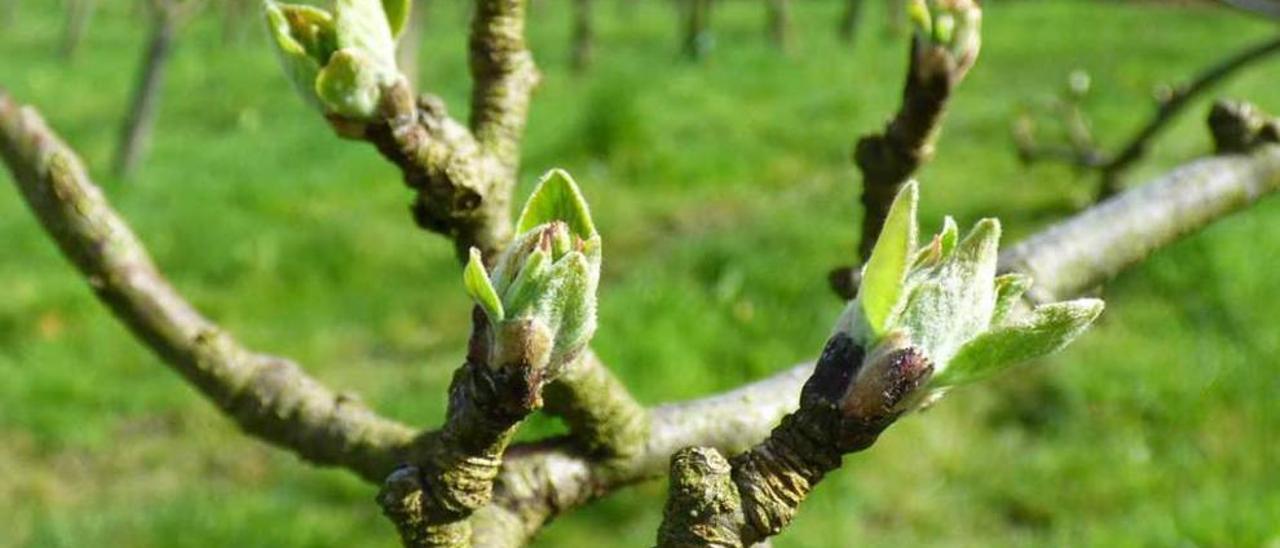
[
  {"xmin": 681, "ymin": 0, "xmax": 712, "ymax": 60},
  {"xmin": 837, "ymin": 0, "xmax": 862, "ymax": 43},
  {"xmin": 1, "ymin": 0, "xmax": 17, "ymax": 30},
  {"xmin": 61, "ymin": 0, "xmax": 96, "ymax": 60},
  {"xmin": 571, "ymin": 0, "xmax": 594, "ymax": 72},
  {"xmin": 396, "ymin": 0, "xmax": 428, "ymax": 88},
  {"xmin": 765, "ymin": 0, "xmax": 790, "ymax": 50},
  {"xmin": 114, "ymin": 12, "xmax": 175, "ymax": 178},
  {"xmin": 220, "ymin": 0, "xmax": 253, "ymax": 46}
]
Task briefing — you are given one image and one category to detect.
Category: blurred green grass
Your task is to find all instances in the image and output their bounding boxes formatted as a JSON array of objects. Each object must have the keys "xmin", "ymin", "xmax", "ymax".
[{"xmin": 2, "ymin": 0, "xmax": 1280, "ymax": 545}]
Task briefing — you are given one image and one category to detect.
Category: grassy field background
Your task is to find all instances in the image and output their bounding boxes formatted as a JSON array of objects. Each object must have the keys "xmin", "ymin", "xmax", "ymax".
[{"xmin": 2, "ymin": 0, "xmax": 1280, "ymax": 545}]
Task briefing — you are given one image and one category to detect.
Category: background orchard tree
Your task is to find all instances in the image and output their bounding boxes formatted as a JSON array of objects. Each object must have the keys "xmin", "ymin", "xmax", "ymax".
[
  {"xmin": 112, "ymin": 0, "xmax": 204, "ymax": 178},
  {"xmin": 3, "ymin": 0, "xmax": 1280, "ymax": 546}
]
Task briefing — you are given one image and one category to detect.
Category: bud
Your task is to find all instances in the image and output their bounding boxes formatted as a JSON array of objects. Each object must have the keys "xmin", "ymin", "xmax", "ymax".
[
  {"xmin": 835, "ymin": 181, "xmax": 1104, "ymax": 413},
  {"xmin": 840, "ymin": 332, "xmax": 933, "ymax": 420},
  {"xmin": 463, "ymin": 170, "xmax": 602, "ymax": 378},
  {"xmin": 264, "ymin": 0, "xmax": 409, "ymax": 120},
  {"xmin": 907, "ymin": 0, "xmax": 982, "ymax": 78},
  {"xmin": 1066, "ymin": 69, "xmax": 1092, "ymax": 100}
]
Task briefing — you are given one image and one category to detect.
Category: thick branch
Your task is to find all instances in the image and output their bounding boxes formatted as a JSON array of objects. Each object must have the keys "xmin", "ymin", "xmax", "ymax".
[
  {"xmin": 0, "ymin": 91, "xmax": 421, "ymax": 483},
  {"xmin": 1000, "ymin": 143, "xmax": 1280, "ymax": 303},
  {"xmin": 478, "ymin": 144, "xmax": 1280, "ymax": 544},
  {"xmin": 1095, "ymin": 33, "xmax": 1280, "ymax": 197},
  {"xmin": 469, "ymin": 0, "xmax": 540, "ymax": 174},
  {"xmin": 378, "ymin": 307, "xmax": 575, "ymax": 546},
  {"xmin": 359, "ymin": 82, "xmax": 512, "ymax": 259},
  {"xmin": 543, "ymin": 350, "xmax": 649, "ymax": 460},
  {"xmin": 655, "ymin": 335, "xmax": 927, "ymax": 546},
  {"xmin": 855, "ymin": 39, "xmax": 970, "ymax": 260}
]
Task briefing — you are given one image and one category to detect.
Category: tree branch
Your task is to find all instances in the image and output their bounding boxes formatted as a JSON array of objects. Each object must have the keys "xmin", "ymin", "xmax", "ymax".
[
  {"xmin": 379, "ymin": 307, "xmax": 563, "ymax": 546},
  {"xmin": 358, "ymin": 81, "xmax": 512, "ymax": 260},
  {"xmin": 474, "ymin": 143, "xmax": 1280, "ymax": 545},
  {"xmin": 656, "ymin": 334, "xmax": 927, "ymax": 546},
  {"xmin": 1096, "ymin": 33, "xmax": 1280, "ymax": 198},
  {"xmin": 1012, "ymin": 34, "xmax": 1280, "ymax": 200},
  {"xmin": 1000, "ymin": 143, "xmax": 1280, "ymax": 304},
  {"xmin": 855, "ymin": 32, "xmax": 978, "ymax": 260},
  {"xmin": 0, "ymin": 91, "xmax": 424, "ymax": 484},
  {"xmin": 543, "ymin": 350, "xmax": 649, "ymax": 460},
  {"xmin": 469, "ymin": 0, "xmax": 540, "ymax": 175}
]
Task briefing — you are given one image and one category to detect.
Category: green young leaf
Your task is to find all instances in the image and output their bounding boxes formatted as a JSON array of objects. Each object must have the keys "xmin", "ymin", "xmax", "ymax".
[
  {"xmin": 933, "ymin": 299, "xmax": 1104, "ymax": 386},
  {"xmin": 314, "ymin": 48, "xmax": 383, "ymax": 118},
  {"xmin": 464, "ymin": 248, "xmax": 505, "ymax": 322},
  {"xmin": 264, "ymin": 2, "xmax": 334, "ymax": 109},
  {"xmin": 938, "ymin": 216, "xmax": 958, "ymax": 257},
  {"xmin": 896, "ymin": 218, "xmax": 1000, "ymax": 366},
  {"xmin": 516, "ymin": 170, "xmax": 598, "ymax": 239},
  {"xmin": 334, "ymin": 0, "xmax": 397, "ymax": 67},
  {"xmin": 860, "ymin": 181, "xmax": 919, "ymax": 337},
  {"xmin": 991, "ymin": 272, "xmax": 1032, "ymax": 326},
  {"xmin": 500, "ymin": 248, "xmax": 551, "ymax": 317},
  {"xmin": 546, "ymin": 252, "xmax": 598, "ymax": 363},
  {"xmin": 382, "ymin": 0, "xmax": 411, "ymax": 38},
  {"xmin": 269, "ymin": 3, "xmax": 338, "ymax": 62}
]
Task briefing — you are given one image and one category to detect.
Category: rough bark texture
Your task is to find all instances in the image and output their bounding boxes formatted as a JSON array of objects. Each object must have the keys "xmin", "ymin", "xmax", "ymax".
[
  {"xmin": 471, "ymin": 141, "xmax": 1280, "ymax": 545},
  {"xmin": 378, "ymin": 310, "xmax": 562, "ymax": 547},
  {"xmin": 655, "ymin": 335, "xmax": 930, "ymax": 546},
  {"xmin": 855, "ymin": 40, "xmax": 970, "ymax": 260},
  {"xmin": 360, "ymin": 82, "xmax": 510, "ymax": 260},
  {"xmin": 543, "ymin": 351, "xmax": 649, "ymax": 459},
  {"xmin": 0, "ymin": 92, "xmax": 425, "ymax": 484},
  {"xmin": 8, "ymin": 1, "xmax": 1280, "ymax": 544}
]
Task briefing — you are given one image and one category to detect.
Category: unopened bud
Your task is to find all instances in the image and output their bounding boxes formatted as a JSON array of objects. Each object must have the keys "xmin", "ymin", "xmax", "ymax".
[
  {"xmin": 840, "ymin": 334, "xmax": 933, "ymax": 420},
  {"xmin": 264, "ymin": 0, "xmax": 409, "ymax": 120},
  {"xmin": 462, "ymin": 170, "xmax": 602, "ymax": 379},
  {"xmin": 835, "ymin": 183, "xmax": 1104, "ymax": 412}
]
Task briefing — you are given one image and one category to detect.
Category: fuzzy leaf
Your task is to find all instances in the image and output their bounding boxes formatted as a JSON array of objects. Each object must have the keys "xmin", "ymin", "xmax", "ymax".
[
  {"xmin": 264, "ymin": 3, "xmax": 334, "ymax": 109},
  {"xmin": 991, "ymin": 272, "xmax": 1032, "ymax": 326},
  {"xmin": 516, "ymin": 170, "xmax": 598, "ymax": 239},
  {"xmin": 934, "ymin": 299, "xmax": 1104, "ymax": 386},
  {"xmin": 464, "ymin": 248, "xmax": 504, "ymax": 322},
  {"xmin": 500, "ymin": 248, "xmax": 551, "ymax": 317},
  {"xmin": 314, "ymin": 49, "xmax": 383, "ymax": 118},
  {"xmin": 546, "ymin": 253, "xmax": 598, "ymax": 364},
  {"xmin": 938, "ymin": 216, "xmax": 958, "ymax": 257},
  {"xmin": 334, "ymin": 0, "xmax": 397, "ymax": 67},
  {"xmin": 860, "ymin": 181, "xmax": 918, "ymax": 337},
  {"xmin": 896, "ymin": 218, "xmax": 1000, "ymax": 365},
  {"xmin": 382, "ymin": 0, "xmax": 411, "ymax": 38}
]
